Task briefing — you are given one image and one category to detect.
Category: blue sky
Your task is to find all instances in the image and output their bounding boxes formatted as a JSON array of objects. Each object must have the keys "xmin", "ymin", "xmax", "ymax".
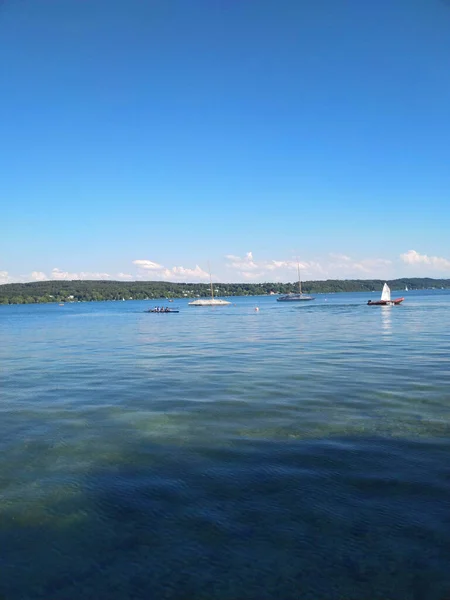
[{"xmin": 1, "ymin": 0, "xmax": 450, "ymax": 283}]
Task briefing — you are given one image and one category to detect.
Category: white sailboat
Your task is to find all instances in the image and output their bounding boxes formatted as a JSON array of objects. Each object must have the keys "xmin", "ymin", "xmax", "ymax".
[
  {"xmin": 367, "ymin": 283, "xmax": 404, "ymax": 306},
  {"xmin": 381, "ymin": 282, "xmax": 391, "ymax": 302},
  {"xmin": 188, "ymin": 265, "xmax": 231, "ymax": 306}
]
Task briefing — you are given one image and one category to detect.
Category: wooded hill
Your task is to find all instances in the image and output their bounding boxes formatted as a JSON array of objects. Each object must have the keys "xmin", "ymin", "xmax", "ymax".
[{"xmin": 1, "ymin": 278, "xmax": 449, "ymax": 304}]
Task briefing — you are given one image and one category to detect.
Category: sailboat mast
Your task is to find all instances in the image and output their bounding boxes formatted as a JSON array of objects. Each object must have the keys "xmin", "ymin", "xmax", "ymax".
[
  {"xmin": 209, "ymin": 262, "xmax": 214, "ymax": 300},
  {"xmin": 297, "ymin": 259, "xmax": 302, "ymax": 294}
]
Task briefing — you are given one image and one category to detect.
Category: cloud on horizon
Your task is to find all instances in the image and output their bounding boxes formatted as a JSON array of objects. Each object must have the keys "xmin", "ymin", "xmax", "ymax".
[
  {"xmin": 14, "ymin": 270, "xmax": 136, "ymax": 283},
  {"xmin": 400, "ymin": 250, "xmax": 450, "ymax": 271},
  {"xmin": 0, "ymin": 271, "xmax": 13, "ymax": 285},
  {"xmin": 133, "ymin": 259, "xmax": 210, "ymax": 281},
  {"xmin": 51, "ymin": 268, "xmax": 112, "ymax": 280},
  {"xmin": 225, "ymin": 252, "xmax": 259, "ymax": 271},
  {"xmin": 224, "ymin": 252, "xmax": 391, "ymax": 281},
  {"xmin": 132, "ymin": 260, "xmax": 163, "ymax": 270},
  {"xmin": 3, "ymin": 249, "xmax": 450, "ymax": 285},
  {"xmin": 31, "ymin": 271, "xmax": 49, "ymax": 281},
  {"xmin": 225, "ymin": 253, "xmax": 323, "ymax": 281}
]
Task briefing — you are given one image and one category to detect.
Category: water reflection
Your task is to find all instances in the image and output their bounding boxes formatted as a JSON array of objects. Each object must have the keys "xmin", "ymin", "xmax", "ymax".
[{"xmin": 381, "ymin": 306, "xmax": 392, "ymax": 336}]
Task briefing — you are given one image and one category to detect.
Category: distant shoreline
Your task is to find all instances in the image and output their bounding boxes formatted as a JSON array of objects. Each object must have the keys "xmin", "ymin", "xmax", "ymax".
[{"xmin": 1, "ymin": 278, "xmax": 449, "ymax": 305}]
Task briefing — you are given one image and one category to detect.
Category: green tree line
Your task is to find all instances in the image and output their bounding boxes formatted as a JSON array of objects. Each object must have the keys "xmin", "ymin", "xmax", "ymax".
[{"xmin": 0, "ymin": 278, "xmax": 449, "ymax": 305}]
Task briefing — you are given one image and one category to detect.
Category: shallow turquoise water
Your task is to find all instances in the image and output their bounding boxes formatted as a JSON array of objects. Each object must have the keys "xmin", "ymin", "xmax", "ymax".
[{"xmin": 1, "ymin": 291, "xmax": 449, "ymax": 599}]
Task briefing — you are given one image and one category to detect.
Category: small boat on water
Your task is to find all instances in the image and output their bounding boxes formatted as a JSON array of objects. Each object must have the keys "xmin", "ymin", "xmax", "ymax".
[
  {"xmin": 277, "ymin": 293, "xmax": 314, "ymax": 302},
  {"xmin": 277, "ymin": 260, "xmax": 314, "ymax": 302},
  {"xmin": 147, "ymin": 307, "xmax": 179, "ymax": 313},
  {"xmin": 367, "ymin": 283, "xmax": 404, "ymax": 306},
  {"xmin": 189, "ymin": 263, "xmax": 231, "ymax": 307},
  {"xmin": 189, "ymin": 298, "xmax": 231, "ymax": 306}
]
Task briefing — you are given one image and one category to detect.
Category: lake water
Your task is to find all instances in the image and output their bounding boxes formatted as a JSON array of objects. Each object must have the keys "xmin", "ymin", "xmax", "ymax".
[{"xmin": 1, "ymin": 290, "xmax": 450, "ymax": 599}]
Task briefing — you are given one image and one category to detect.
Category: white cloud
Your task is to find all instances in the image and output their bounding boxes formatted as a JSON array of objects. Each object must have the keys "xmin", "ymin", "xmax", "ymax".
[
  {"xmin": 169, "ymin": 265, "xmax": 210, "ymax": 280},
  {"xmin": 224, "ymin": 251, "xmax": 393, "ymax": 281},
  {"xmin": 400, "ymin": 250, "xmax": 450, "ymax": 271},
  {"xmin": 132, "ymin": 259, "xmax": 163, "ymax": 270},
  {"xmin": 225, "ymin": 252, "xmax": 258, "ymax": 270},
  {"xmin": 51, "ymin": 268, "xmax": 79, "ymax": 280},
  {"xmin": 0, "ymin": 270, "xmax": 12, "ymax": 284},
  {"xmin": 157, "ymin": 265, "xmax": 210, "ymax": 282},
  {"xmin": 51, "ymin": 268, "xmax": 111, "ymax": 280},
  {"xmin": 328, "ymin": 255, "xmax": 392, "ymax": 276},
  {"xmin": 329, "ymin": 253, "xmax": 352, "ymax": 261},
  {"xmin": 31, "ymin": 271, "xmax": 48, "ymax": 281},
  {"xmin": 240, "ymin": 271, "xmax": 265, "ymax": 280},
  {"xmin": 133, "ymin": 259, "xmax": 210, "ymax": 282},
  {"xmin": 1, "ymin": 269, "xmax": 133, "ymax": 284},
  {"xmin": 265, "ymin": 260, "xmax": 291, "ymax": 270},
  {"xmin": 6, "ymin": 249, "xmax": 448, "ymax": 287},
  {"xmin": 225, "ymin": 252, "xmax": 325, "ymax": 280}
]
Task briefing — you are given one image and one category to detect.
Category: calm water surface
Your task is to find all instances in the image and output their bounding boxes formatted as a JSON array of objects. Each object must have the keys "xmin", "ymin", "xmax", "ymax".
[{"xmin": 1, "ymin": 291, "xmax": 450, "ymax": 599}]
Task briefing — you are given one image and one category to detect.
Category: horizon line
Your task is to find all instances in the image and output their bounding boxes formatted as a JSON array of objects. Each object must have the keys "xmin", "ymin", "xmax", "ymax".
[{"xmin": 2, "ymin": 276, "xmax": 450, "ymax": 287}]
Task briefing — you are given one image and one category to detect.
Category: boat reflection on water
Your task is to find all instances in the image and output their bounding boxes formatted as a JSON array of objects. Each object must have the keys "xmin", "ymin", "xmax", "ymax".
[{"xmin": 381, "ymin": 306, "xmax": 392, "ymax": 336}]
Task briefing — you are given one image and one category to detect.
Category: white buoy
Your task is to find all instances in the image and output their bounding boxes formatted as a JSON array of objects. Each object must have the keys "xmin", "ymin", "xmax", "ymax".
[{"xmin": 255, "ymin": 307, "xmax": 259, "ymax": 312}]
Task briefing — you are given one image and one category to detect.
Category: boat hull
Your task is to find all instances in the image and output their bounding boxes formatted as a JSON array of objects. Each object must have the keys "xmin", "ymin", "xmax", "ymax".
[
  {"xmin": 277, "ymin": 295, "xmax": 315, "ymax": 302},
  {"xmin": 367, "ymin": 297, "xmax": 404, "ymax": 306},
  {"xmin": 188, "ymin": 299, "xmax": 231, "ymax": 306},
  {"xmin": 147, "ymin": 309, "xmax": 179, "ymax": 313}
]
